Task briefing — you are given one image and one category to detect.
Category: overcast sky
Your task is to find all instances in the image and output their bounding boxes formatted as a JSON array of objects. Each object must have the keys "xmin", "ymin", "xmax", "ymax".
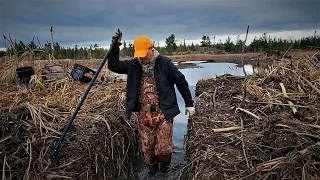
[{"xmin": 0, "ymin": 0, "xmax": 319, "ymax": 49}]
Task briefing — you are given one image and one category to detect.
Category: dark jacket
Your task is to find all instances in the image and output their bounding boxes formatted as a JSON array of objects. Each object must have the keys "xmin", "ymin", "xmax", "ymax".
[{"xmin": 107, "ymin": 47, "xmax": 194, "ymax": 121}]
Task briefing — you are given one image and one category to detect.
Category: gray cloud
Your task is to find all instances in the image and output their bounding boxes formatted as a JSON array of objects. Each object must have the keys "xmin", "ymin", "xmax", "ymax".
[{"xmin": 0, "ymin": 0, "xmax": 319, "ymax": 47}]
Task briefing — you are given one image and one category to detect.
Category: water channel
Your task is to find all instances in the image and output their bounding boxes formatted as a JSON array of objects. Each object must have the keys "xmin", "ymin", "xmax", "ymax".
[
  {"xmin": 172, "ymin": 61, "xmax": 252, "ymax": 165},
  {"xmin": 117, "ymin": 61, "xmax": 255, "ymax": 179}
]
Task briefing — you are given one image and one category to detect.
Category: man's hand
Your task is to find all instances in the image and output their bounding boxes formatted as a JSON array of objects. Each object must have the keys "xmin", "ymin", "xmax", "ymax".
[
  {"xmin": 112, "ymin": 29, "xmax": 122, "ymax": 46},
  {"xmin": 185, "ymin": 107, "xmax": 195, "ymax": 117}
]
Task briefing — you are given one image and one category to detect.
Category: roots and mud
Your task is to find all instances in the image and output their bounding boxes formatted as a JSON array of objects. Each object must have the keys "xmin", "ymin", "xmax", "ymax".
[{"xmin": 185, "ymin": 54, "xmax": 320, "ymax": 180}]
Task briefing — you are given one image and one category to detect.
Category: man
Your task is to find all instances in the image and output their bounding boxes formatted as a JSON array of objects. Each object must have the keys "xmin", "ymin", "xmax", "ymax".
[{"xmin": 107, "ymin": 29, "xmax": 195, "ymax": 174}]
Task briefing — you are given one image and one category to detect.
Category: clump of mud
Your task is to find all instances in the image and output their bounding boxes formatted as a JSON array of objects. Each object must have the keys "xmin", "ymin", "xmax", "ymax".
[{"xmin": 185, "ymin": 56, "xmax": 320, "ymax": 179}]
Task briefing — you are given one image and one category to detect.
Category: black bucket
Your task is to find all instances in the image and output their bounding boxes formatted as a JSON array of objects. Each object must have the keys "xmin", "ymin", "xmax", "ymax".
[
  {"xmin": 71, "ymin": 63, "xmax": 96, "ymax": 83},
  {"xmin": 16, "ymin": 66, "xmax": 35, "ymax": 86}
]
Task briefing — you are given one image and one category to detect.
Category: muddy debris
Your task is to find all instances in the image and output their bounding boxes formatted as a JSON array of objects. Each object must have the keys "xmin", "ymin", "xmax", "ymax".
[
  {"xmin": 0, "ymin": 61, "xmax": 142, "ymax": 179},
  {"xmin": 185, "ymin": 55, "xmax": 320, "ymax": 180}
]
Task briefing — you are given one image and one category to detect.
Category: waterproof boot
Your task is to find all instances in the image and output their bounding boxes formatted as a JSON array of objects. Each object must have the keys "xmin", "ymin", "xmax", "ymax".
[
  {"xmin": 159, "ymin": 161, "xmax": 170, "ymax": 173},
  {"xmin": 148, "ymin": 162, "xmax": 159, "ymax": 175},
  {"xmin": 157, "ymin": 154, "xmax": 172, "ymax": 173}
]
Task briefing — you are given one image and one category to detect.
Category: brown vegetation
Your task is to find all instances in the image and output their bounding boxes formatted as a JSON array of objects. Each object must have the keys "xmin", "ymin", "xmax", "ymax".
[
  {"xmin": 0, "ymin": 60, "xmax": 141, "ymax": 179},
  {"xmin": 0, "ymin": 48, "xmax": 318, "ymax": 179},
  {"xmin": 185, "ymin": 53, "xmax": 320, "ymax": 179}
]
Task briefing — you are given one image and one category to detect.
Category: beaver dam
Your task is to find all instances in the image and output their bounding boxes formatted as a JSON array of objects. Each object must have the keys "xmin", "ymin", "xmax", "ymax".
[
  {"xmin": 0, "ymin": 51, "xmax": 319, "ymax": 180},
  {"xmin": 0, "ymin": 59, "xmax": 143, "ymax": 179},
  {"xmin": 185, "ymin": 55, "xmax": 320, "ymax": 179}
]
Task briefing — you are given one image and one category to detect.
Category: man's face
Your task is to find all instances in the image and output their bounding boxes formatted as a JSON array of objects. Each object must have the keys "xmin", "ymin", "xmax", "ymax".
[{"xmin": 139, "ymin": 47, "xmax": 154, "ymax": 64}]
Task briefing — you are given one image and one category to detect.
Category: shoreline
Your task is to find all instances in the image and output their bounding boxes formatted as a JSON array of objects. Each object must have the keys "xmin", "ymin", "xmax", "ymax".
[{"xmin": 6, "ymin": 49, "xmax": 316, "ymax": 66}]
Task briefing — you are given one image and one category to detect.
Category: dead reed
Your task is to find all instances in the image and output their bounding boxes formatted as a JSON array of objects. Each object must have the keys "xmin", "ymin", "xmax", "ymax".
[
  {"xmin": 185, "ymin": 53, "xmax": 320, "ymax": 180},
  {"xmin": 0, "ymin": 61, "xmax": 141, "ymax": 179}
]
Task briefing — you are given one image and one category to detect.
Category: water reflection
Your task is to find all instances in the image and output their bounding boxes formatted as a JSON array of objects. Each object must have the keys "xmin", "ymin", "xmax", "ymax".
[
  {"xmin": 172, "ymin": 61, "xmax": 253, "ymax": 165},
  {"xmin": 175, "ymin": 61, "xmax": 252, "ymax": 86},
  {"xmin": 244, "ymin": 64, "xmax": 254, "ymax": 75}
]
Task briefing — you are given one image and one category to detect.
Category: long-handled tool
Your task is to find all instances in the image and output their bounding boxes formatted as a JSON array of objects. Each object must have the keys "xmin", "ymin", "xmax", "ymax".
[{"xmin": 50, "ymin": 29, "xmax": 121, "ymax": 163}]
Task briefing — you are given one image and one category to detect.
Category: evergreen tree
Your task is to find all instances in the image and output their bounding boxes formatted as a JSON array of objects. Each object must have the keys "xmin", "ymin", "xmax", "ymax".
[
  {"xmin": 165, "ymin": 34, "xmax": 177, "ymax": 54},
  {"xmin": 190, "ymin": 42, "xmax": 196, "ymax": 51},
  {"xmin": 224, "ymin": 36, "xmax": 234, "ymax": 52}
]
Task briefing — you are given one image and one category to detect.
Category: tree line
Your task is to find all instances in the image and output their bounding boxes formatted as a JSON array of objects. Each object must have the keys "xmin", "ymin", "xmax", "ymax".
[{"xmin": 1, "ymin": 32, "xmax": 319, "ymax": 60}]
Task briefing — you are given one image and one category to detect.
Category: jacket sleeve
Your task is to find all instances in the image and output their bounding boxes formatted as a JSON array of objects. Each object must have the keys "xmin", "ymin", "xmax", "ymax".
[
  {"xmin": 167, "ymin": 59, "xmax": 194, "ymax": 107},
  {"xmin": 107, "ymin": 46, "xmax": 130, "ymax": 74}
]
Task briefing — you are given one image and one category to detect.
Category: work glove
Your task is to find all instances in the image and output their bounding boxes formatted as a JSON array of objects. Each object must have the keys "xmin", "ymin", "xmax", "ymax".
[
  {"xmin": 185, "ymin": 107, "xmax": 195, "ymax": 117},
  {"xmin": 112, "ymin": 29, "xmax": 122, "ymax": 47}
]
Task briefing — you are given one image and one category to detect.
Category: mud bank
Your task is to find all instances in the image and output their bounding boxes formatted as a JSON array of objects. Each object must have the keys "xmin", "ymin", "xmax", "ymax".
[
  {"xmin": 29, "ymin": 50, "xmax": 318, "ymax": 71},
  {"xmin": 167, "ymin": 50, "xmax": 319, "ymax": 64},
  {"xmin": 184, "ymin": 57, "xmax": 320, "ymax": 179}
]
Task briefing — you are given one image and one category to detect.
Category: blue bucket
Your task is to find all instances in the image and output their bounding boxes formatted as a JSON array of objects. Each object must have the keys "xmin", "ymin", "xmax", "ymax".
[{"xmin": 71, "ymin": 63, "xmax": 96, "ymax": 83}]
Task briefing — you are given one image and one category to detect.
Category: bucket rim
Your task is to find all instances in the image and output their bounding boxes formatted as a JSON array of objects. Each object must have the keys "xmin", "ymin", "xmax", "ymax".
[{"xmin": 16, "ymin": 66, "xmax": 34, "ymax": 71}]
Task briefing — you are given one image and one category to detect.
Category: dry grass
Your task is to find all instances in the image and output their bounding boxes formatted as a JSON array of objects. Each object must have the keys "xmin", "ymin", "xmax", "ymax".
[
  {"xmin": 0, "ymin": 60, "xmax": 141, "ymax": 179},
  {"xmin": 185, "ymin": 53, "xmax": 320, "ymax": 179},
  {"xmin": 166, "ymin": 53, "xmax": 260, "ymax": 62}
]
